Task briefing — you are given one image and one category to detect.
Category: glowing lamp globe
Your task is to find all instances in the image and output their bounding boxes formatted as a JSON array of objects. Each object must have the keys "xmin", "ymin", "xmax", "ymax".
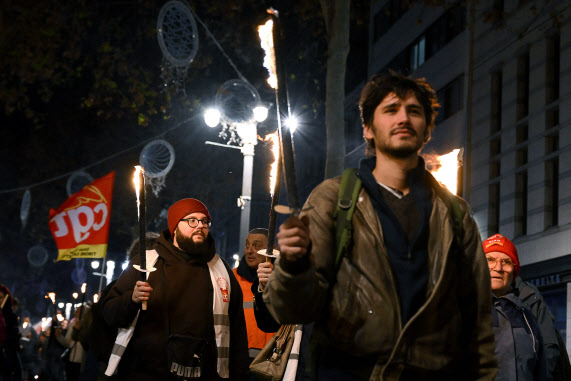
[
  {"xmin": 253, "ymin": 105, "xmax": 268, "ymax": 122},
  {"xmin": 204, "ymin": 108, "xmax": 221, "ymax": 128}
]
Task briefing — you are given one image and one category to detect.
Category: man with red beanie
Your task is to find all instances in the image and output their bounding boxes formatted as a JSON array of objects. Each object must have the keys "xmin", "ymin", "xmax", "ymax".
[
  {"xmin": 103, "ymin": 198, "xmax": 248, "ymax": 380},
  {"xmin": 483, "ymin": 233, "xmax": 547, "ymax": 380}
]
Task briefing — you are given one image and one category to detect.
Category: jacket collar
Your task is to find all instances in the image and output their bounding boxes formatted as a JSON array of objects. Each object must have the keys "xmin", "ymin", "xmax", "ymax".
[
  {"xmin": 236, "ymin": 256, "xmax": 258, "ymax": 282},
  {"xmin": 493, "ymin": 290, "xmax": 524, "ymax": 309}
]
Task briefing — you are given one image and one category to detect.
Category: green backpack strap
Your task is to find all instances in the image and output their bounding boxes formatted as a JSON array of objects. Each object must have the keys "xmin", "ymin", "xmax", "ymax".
[
  {"xmin": 334, "ymin": 168, "xmax": 362, "ymax": 270},
  {"xmin": 308, "ymin": 168, "xmax": 362, "ymax": 376}
]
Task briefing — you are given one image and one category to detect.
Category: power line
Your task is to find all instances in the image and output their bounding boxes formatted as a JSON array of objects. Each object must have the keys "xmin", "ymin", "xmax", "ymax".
[{"xmin": 0, "ymin": 116, "xmax": 196, "ymax": 194}]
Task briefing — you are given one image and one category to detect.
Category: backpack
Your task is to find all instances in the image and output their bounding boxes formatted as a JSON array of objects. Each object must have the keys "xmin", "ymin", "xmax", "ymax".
[{"xmin": 333, "ymin": 167, "xmax": 465, "ymax": 270}]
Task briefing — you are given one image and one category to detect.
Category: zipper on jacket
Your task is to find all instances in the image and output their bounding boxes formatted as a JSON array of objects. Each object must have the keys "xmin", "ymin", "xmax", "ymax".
[{"xmin": 521, "ymin": 309, "xmax": 536, "ymax": 353}]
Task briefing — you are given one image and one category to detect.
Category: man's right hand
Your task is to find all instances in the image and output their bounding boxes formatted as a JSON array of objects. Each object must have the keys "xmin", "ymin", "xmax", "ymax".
[
  {"xmin": 257, "ymin": 262, "xmax": 274, "ymax": 290},
  {"xmin": 276, "ymin": 215, "xmax": 310, "ymax": 262},
  {"xmin": 132, "ymin": 281, "xmax": 153, "ymax": 304}
]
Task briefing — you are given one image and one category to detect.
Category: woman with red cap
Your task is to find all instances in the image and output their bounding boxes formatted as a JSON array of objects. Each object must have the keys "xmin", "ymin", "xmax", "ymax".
[{"xmin": 483, "ymin": 233, "xmax": 546, "ymax": 380}]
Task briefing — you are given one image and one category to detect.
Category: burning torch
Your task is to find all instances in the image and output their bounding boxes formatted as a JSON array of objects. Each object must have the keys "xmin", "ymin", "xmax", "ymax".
[
  {"xmin": 260, "ymin": 133, "xmax": 282, "ymax": 260},
  {"xmin": 133, "ymin": 166, "xmax": 148, "ymax": 310},
  {"xmin": 259, "ymin": 9, "xmax": 301, "ymax": 216}
]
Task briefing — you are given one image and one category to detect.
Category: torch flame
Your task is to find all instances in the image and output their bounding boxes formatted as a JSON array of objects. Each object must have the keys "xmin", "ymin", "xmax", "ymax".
[
  {"xmin": 258, "ymin": 19, "xmax": 277, "ymax": 89},
  {"xmin": 264, "ymin": 133, "xmax": 280, "ymax": 196},
  {"xmin": 133, "ymin": 166, "xmax": 144, "ymax": 219},
  {"xmin": 72, "ymin": 292, "xmax": 78, "ymax": 300},
  {"xmin": 93, "ymin": 294, "xmax": 99, "ymax": 303},
  {"xmin": 426, "ymin": 149, "xmax": 461, "ymax": 195},
  {"xmin": 47, "ymin": 292, "xmax": 56, "ymax": 304},
  {"xmin": 81, "ymin": 283, "xmax": 87, "ymax": 294}
]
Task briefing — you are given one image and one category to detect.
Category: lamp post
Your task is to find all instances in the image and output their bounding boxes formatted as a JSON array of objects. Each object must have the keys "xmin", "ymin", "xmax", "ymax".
[
  {"xmin": 205, "ymin": 119, "xmax": 266, "ymax": 254},
  {"xmin": 204, "ymin": 79, "xmax": 268, "ymax": 255},
  {"xmin": 235, "ymin": 121, "xmax": 258, "ymax": 253}
]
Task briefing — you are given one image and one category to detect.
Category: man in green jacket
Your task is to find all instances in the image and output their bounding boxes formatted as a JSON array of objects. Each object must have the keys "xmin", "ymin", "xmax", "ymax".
[{"xmin": 263, "ymin": 72, "xmax": 497, "ymax": 380}]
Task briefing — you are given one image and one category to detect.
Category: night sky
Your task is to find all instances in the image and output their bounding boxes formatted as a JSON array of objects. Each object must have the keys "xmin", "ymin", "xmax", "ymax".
[{"xmin": 0, "ymin": 0, "xmax": 369, "ymax": 320}]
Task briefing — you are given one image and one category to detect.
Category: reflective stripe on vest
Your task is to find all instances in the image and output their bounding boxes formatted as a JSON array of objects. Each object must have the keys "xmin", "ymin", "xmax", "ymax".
[{"xmin": 232, "ymin": 268, "xmax": 275, "ymax": 351}]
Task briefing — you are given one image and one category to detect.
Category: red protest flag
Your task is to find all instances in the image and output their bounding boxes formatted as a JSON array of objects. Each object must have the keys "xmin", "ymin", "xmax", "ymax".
[{"xmin": 49, "ymin": 171, "xmax": 115, "ymax": 261}]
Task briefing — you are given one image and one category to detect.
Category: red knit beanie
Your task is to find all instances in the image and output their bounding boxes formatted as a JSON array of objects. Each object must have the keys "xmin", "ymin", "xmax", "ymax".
[
  {"xmin": 482, "ymin": 233, "xmax": 519, "ymax": 276},
  {"xmin": 168, "ymin": 198, "xmax": 211, "ymax": 236}
]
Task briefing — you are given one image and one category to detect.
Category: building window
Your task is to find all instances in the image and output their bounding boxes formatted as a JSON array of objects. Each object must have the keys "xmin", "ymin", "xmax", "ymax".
[
  {"xmin": 544, "ymin": 32, "xmax": 560, "ymax": 229},
  {"xmin": 514, "ymin": 171, "xmax": 528, "ymax": 237},
  {"xmin": 516, "ymin": 124, "xmax": 528, "ymax": 145},
  {"xmin": 490, "ymin": 70, "xmax": 502, "ymax": 133},
  {"xmin": 426, "ymin": 4, "xmax": 466, "ymax": 59},
  {"xmin": 516, "ymin": 51, "xmax": 530, "ymax": 121},
  {"xmin": 410, "ymin": 36, "xmax": 426, "ymax": 70},
  {"xmin": 488, "ymin": 135, "xmax": 501, "ymax": 235},
  {"xmin": 435, "ymin": 75, "xmax": 464, "ymax": 124},
  {"xmin": 545, "ymin": 158, "xmax": 559, "ymax": 228},
  {"xmin": 488, "ymin": 183, "xmax": 500, "ymax": 235},
  {"xmin": 546, "ymin": 33, "xmax": 560, "ymax": 104},
  {"xmin": 514, "ymin": 122, "xmax": 528, "ymax": 237},
  {"xmin": 373, "ymin": 0, "xmax": 418, "ymax": 42},
  {"xmin": 384, "ymin": 4, "xmax": 466, "ymax": 74}
]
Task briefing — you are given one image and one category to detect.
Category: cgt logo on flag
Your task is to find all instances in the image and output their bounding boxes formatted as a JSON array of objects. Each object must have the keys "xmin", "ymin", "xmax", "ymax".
[{"xmin": 49, "ymin": 172, "xmax": 115, "ymax": 261}]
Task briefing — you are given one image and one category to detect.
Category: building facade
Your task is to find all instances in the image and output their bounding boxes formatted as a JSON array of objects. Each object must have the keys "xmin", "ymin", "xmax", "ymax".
[{"xmin": 348, "ymin": 0, "xmax": 571, "ymax": 347}]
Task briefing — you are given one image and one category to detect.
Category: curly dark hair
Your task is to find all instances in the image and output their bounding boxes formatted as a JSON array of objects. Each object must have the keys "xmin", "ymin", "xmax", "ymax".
[{"xmin": 359, "ymin": 71, "xmax": 439, "ymax": 156}]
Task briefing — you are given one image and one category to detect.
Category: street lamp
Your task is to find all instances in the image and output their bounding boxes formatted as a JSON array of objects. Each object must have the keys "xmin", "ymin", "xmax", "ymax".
[{"xmin": 204, "ymin": 79, "xmax": 269, "ymax": 254}]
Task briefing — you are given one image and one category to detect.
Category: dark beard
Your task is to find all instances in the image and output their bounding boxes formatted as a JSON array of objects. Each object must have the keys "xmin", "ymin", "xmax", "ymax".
[
  {"xmin": 175, "ymin": 229, "xmax": 208, "ymax": 253},
  {"xmin": 381, "ymin": 145, "xmax": 421, "ymax": 159}
]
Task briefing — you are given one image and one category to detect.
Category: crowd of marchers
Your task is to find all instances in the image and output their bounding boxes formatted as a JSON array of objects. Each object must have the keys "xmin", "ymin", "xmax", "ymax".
[{"xmin": 2, "ymin": 72, "xmax": 571, "ymax": 381}]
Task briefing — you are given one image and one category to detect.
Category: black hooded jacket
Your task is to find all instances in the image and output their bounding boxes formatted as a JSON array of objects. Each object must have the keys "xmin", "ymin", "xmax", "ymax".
[{"xmin": 103, "ymin": 229, "xmax": 248, "ymax": 380}]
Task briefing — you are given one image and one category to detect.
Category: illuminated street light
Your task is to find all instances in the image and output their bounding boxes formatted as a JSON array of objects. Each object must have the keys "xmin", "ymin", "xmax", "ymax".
[
  {"xmin": 91, "ymin": 260, "xmax": 100, "ymax": 270},
  {"xmin": 285, "ymin": 116, "xmax": 299, "ymax": 134},
  {"xmin": 253, "ymin": 105, "xmax": 269, "ymax": 123},
  {"xmin": 204, "ymin": 108, "xmax": 221, "ymax": 128},
  {"xmin": 204, "ymin": 79, "xmax": 269, "ymax": 252}
]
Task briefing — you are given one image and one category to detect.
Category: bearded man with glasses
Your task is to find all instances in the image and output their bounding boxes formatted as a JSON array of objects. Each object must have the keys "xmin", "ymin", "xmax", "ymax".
[
  {"xmin": 483, "ymin": 233, "xmax": 547, "ymax": 380},
  {"xmin": 103, "ymin": 198, "xmax": 248, "ymax": 380}
]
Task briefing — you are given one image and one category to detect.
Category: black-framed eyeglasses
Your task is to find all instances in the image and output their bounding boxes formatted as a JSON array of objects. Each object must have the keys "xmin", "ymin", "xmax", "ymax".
[{"xmin": 181, "ymin": 218, "xmax": 211, "ymax": 228}]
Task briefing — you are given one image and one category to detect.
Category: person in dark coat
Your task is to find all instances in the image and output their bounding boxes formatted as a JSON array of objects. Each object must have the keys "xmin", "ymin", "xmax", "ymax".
[
  {"xmin": 483, "ymin": 234, "xmax": 547, "ymax": 380},
  {"xmin": 89, "ymin": 232, "xmax": 159, "ymax": 381},
  {"xmin": 19, "ymin": 316, "xmax": 39, "ymax": 380},
  {"xmin": 103, "ymin": 198, "xmax": 248, "ymax": 380},
  {"xmin": 515, "ymin": 276, "xmax": 565, "ymax": 380},
  {"xmin": 0, "ymin": 284, "xmax": 22, "ymax": 381}
]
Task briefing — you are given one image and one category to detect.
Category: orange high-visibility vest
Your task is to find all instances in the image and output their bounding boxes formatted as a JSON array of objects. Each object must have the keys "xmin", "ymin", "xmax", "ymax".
[{"xmin": 232, "ymin": 268, "xmax": 275, "ymax": 358}]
